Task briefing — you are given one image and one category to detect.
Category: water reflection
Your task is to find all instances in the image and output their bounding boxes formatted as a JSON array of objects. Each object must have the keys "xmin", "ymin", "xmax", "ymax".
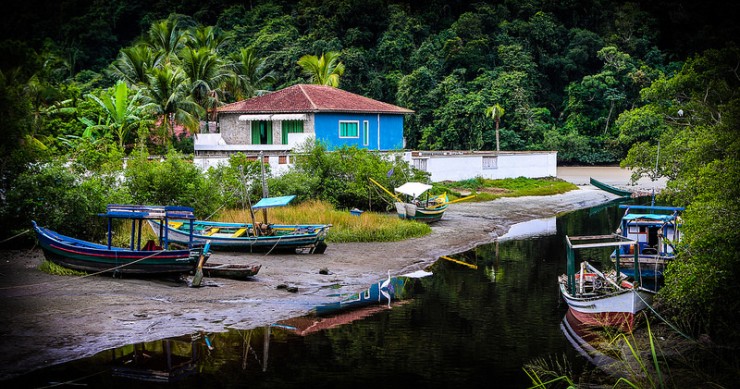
[{"xmin": 110, "ymin": 334, "xmax": 200, "ymax": 382}]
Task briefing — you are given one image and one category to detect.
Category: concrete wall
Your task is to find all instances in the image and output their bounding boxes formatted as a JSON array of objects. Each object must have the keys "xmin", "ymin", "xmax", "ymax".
[
  {"xmin": 217, "ymin": 113, "xmax": 316, "ymax": 145},
  {"xmin": 404, "ymin": 151, "xmax": 557, "ymax": 181}
]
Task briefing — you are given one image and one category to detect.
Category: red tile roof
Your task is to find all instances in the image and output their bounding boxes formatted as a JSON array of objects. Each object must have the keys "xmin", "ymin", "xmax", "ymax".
[{"xmin": 218, "ymin": 84, "xmax": 414, "ymax": 114}]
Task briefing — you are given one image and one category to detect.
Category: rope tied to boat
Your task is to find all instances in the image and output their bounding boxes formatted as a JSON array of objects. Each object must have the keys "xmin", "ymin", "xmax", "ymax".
[
  {"xmin": 0, "ymin": 229, "xmax": 31, "ymax": 245},
  {"xmin": 0, "ymin": 249, "xmax": 168, "ymax": 293}
]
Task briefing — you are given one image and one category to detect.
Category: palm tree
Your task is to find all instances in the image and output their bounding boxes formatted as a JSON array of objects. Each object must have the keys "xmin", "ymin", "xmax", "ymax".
[
  {"xmin": 225, "ymin": 47, "xmax": 275, "ymax": 100},
  {"xmin": 179, "ymin": 47, "xmax": 228, "ymax": 129},
  {"xmin": 297, "ymin": 51, "xmax": 345, "ymax": 87},
  {"xmin": 86, "ymin": 80, "xmax": 145, "ymax": 149},
  {"xmin": 186, "ymin": 25, "xmax": 231, "ymax": 52},
  {"xmin": 141, "ymin": 64, "xmax": 203, "ymax": 148},
  {"xmin": 147, "ymin": 16, "xmax": 187, "ymax": 64},
  {"xmin": 112, "ymin": 45, "xmax": 163, "ymax": 87},
  {"xmin": 485, "ymin": 103, "xmax": 505, "ymax": 151}
]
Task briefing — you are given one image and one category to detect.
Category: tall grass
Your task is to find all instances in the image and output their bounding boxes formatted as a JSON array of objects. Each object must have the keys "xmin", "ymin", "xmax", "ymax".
[
  {"xmin": 524, "ymin": 315, "xmax": 674, "ymax": 388},
  {"xmin": 215, "ymin": 200, "xmax": 431, "ymax": 243}
]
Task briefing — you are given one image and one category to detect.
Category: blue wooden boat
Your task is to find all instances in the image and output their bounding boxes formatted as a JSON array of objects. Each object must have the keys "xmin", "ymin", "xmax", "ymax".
[
  {"xmin": 590, "ymin": 177, "xmax": 632, "ymax": 197},
  {"xmin": 33, "ymin": 204, "xmax": 208, "ymax": 276},
  {"xmin": 147, "ymin": 196, "xmax": 331, "ymax": 253},
  {"xmin": 611, "ymin": 205, "xmax": 684, "ymax": 279}
]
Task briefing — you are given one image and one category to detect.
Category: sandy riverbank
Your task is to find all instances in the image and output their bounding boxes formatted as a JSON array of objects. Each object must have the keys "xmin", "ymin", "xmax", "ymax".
[{"xmin": 0, "ymin": 168, "xmax": 652, "ymax": 380}]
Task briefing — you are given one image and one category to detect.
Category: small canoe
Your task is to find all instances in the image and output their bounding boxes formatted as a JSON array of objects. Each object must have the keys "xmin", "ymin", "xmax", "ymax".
[
  {"xmin": 201, "ymin": 262, "xmax": 261, "ymax": 280},
  {"xmin": 589, "ymin": 177, "xmax": 632, "ymax": 197}
]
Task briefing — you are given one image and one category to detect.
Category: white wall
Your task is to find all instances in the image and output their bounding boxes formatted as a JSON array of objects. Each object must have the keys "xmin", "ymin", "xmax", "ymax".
[{"xmin": 405, "ymin": 151, "xmax": 557, "ymax": 181}]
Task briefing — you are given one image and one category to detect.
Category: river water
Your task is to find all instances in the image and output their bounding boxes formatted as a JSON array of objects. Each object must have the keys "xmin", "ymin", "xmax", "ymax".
[{"xmin": 6, "ymin": 200, "xmax": 632, "ymax": 388}]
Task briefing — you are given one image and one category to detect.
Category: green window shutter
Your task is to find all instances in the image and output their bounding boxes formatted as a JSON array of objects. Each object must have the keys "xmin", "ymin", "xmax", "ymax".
[
  {"xmin": 251, "ymin": 123, "xmax": 260, "ymax": 144},
  {"xmin": 266, "ymin": 121, "xmax": 273, "ymax": 144},
  {"xmin": 282, "ymin": 121, "xmax": 304, "ymax": 144}
]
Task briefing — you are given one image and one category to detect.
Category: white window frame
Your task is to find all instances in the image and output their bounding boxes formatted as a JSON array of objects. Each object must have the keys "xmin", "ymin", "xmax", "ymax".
[
  {"xmin": 363, "ymin": 120, "xmax": 369, "ymax": 146},
  {"xmin": 339, "ymin": 120, "xmax": 360, "ymax": 138},
  {"xmin": 482, "ymin": 156, "xmax": 498, "ymax": 170}
]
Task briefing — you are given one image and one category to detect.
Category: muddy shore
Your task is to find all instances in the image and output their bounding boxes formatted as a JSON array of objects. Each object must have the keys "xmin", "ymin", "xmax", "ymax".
[{"xmin": 0, "ymin": 167, "xmax": 655, "ymax": 380}]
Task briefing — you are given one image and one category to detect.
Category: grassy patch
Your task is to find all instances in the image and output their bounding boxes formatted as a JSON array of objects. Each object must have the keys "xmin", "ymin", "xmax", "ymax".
[
  {"xmin": 38, "ymin": 259, "xmax": 87, "ymax": 276},
  {"xmin": 435, "ymin": 176, "xmax": 577, "ymax": 202},
  {"xmin": 215, "ymin": 200, "xmax": 431, "ymax": 243}
]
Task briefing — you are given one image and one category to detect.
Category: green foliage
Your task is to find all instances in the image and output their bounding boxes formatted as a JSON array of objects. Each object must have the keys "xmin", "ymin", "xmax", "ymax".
[
  {"xmin": 205, "ymin": 152, "xmax": 265, "ymax": 209},
  {"xmin": 4, "ymin": 159, "xmax": 128, "ymax": 240},
  {"xmin": 297, "ymin": 51, "xmax": 345, "ymax": 87},
  {"xmin": 620, "ymin": 47, "xmax": 740, "ymax": 345},
  {"xmin": 123, "ymin": 150, "xmax": 218, "ymax": 218},
  {"xmin": 291, "ymin": 142, "xmax": 427, "ymax": 211}
]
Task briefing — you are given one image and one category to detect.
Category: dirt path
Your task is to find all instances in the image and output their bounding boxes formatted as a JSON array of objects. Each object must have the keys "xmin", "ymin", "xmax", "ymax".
[{"xmin": 0, "ymin": 182, "xmax": 628, "ymax": 380}]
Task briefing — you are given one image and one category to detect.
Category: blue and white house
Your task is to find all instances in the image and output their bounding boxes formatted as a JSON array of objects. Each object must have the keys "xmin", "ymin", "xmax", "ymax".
[
  {"xmin": 194, "ymin": 84, "xmax": 557, "ymax": 180},
  {"xmin": 195, "ymin": 84, "xmax": 412, "ymax": 172}
]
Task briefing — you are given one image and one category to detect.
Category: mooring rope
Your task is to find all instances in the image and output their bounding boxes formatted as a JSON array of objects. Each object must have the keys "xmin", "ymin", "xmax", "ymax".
[
  {"xmin": 0, "ymin": 249, "xmax": 168, "ymax": 292},
  {"xmin": 636, "ymin": 291, "xmax": 693, "ymax": 341},
  {"xmin": 0, "ymin": 229, "xmax": 31, "ymax": 244}
]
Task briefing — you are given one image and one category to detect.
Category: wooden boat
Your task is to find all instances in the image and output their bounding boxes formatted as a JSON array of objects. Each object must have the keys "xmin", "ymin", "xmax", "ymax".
[
  {"xmin": 369, "ymin": 178, "xmax": 474, "ymax": 223},
  {"xmin": 590, "ymin": 177, "xmax": 632, "ymax": 197},
  {"xmin": 393, "ymin": 182, "xmax": 448, "ymax": 223},
  {"xmin": 32, "ymin": 205, "xmax": 208, "ymax": 276},
  {"xmin": 610, "ymin": 205, "xmax": 684, "ymax": 279},
  {"xmin": 148, "ymin": 195, "xmax": 331, "ymax": 253},
  {"xmin": 202, "ymin": 262, "xmax": 261, "ymax": 280},
  {"xmin": 559, "ymin": 234, "xmax": 656, "ymax": 332}
]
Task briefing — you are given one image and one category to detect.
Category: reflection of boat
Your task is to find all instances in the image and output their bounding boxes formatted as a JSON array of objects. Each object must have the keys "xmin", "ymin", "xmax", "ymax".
[
  {"xmin": 202, "ymin": 262, "xmax": 261, "ymax": 280},
  {"xmin": 590, "ymin": 177, "xmax": 632, "ymax": 197},
  {"xmin": 274, "ymin": 302, "xmax": 411, "ymax": 336},
  {"xmin": 559, "ymin": 234, "xmax": 655, "ymax": 332},
  {"xmin": 312, "ymin": 270, "xmax": 432, "ymax": 316},
  {"xmin": 611, "ymin": 205, "xmax": 684, "ymax": 279},
  {"xmin": 148, "ymin": 195, "xmax": 331, "ymax": 253},
  {"xmin": 560, "ymin": 309, "xmax": 626, "ymax": 378},
  {"xmin": 32, "ymin": 205, "xmax": 208, "ymax": 276},
  {"xmin": 111, "ymin": 334, "xmax": 201, "ymax": 382}
]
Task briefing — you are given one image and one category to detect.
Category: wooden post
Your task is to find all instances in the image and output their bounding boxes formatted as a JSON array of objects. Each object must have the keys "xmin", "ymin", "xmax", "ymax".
[
  {"xmin": 566, "ymin": 239, "xmax": 576, "ymax": 295},
  {"xmin": 260, "ymin": 151, "xmax": 269, "ymax": 224}
]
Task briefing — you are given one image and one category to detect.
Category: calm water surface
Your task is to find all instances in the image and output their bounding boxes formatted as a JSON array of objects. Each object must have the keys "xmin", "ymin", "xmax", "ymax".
[{"xmin": 7, "ymin": 201, "xmax": 632, "ymax": 388}]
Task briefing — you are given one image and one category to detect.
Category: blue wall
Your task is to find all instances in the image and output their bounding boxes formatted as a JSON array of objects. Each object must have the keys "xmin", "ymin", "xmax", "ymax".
[{"xmin": 314, "ymin": 113, "xmax": 405, "ymax": 151}]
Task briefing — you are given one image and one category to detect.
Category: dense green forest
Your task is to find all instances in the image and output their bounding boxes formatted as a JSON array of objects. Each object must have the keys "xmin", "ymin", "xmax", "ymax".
[
  {"xmin": 2, "ymin": 0, "xmax": 738, "ymax": 161},
  {"xmin": 1, "ymin": 0, "xmax": 739, "ymax": 370}
]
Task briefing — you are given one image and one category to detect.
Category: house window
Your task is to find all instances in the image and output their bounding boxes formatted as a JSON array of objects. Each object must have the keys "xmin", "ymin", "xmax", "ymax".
[
  {"xmin": 251, "ymin": 121, "xmax": 273, "ymax": 144},
  {"xmin": 363, "ymin": 120, "xmax": 369, "ymax": 146},
  {"xmin": 339, "ymin": 121, "xmax": 359, "ymax": 138},
  {"xmin": 413, "ymin": 158, "xmax": 427, "ymax": 171},
  {"xmin": 282, "ymin": 120, "xmax": 304, "ymax": 144},
  {"xmin": 263, "ymin": 155, "xmax": 269, "ymax": 163},
  {"xmin": 279, "ymin": 155, "xmax": 288, "ymax": 164},
  {"xmin": 482, "ymin": 156, "xmax": 498, "ymax": 170}
]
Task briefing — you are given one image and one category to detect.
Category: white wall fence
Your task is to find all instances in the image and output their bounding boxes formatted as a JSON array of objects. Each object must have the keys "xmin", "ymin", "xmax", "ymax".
[{"xmin": 403, "ymin": 150, "xmax": 557, "ymax": 181}]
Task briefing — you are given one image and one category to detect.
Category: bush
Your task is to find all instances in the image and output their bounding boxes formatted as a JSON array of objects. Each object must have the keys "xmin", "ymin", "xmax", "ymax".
[
  {"xmin": 5, "ymin": 159, "xmax": 129, "ymax": 241},
  {"xmin": 124, "ymin": 150, "xmax": 219, "ymax": 218}
]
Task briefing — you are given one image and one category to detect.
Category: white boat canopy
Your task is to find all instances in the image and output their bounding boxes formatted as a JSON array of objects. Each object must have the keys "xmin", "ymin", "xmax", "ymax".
[{"xmin": 394, "ymin": 182, "xmax": 432, "ymax": 199}]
